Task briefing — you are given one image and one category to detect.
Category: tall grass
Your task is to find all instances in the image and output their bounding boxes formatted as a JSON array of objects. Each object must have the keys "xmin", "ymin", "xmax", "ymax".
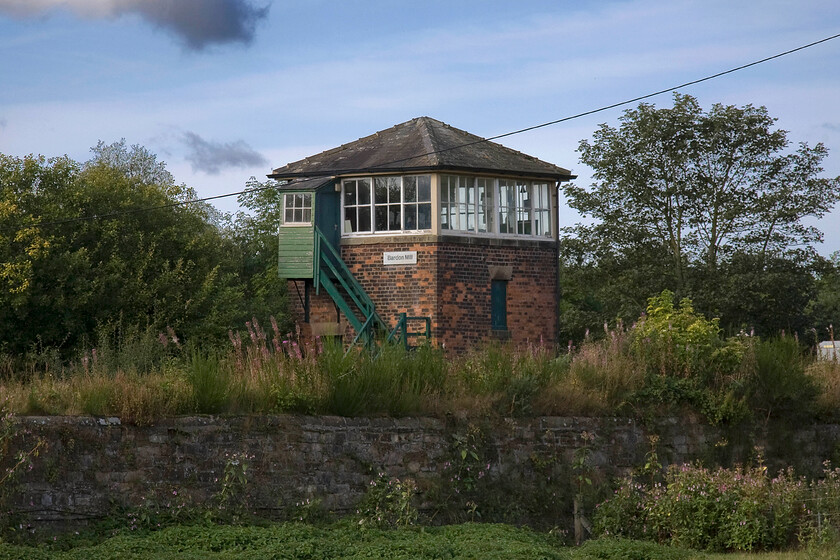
[
  {"xmin": 807, "ymin": 359, "xmax": 840, "ymax": 420},
  {"xmin": 188, "ymin": 352, "xmax": 230, "ymax": 414},
  {"xmin": 2, "ymin": 315, "xmax": 839, "ymax": 423},
  {"xmin": 547, "ymin": 326, "xmax": 642, "ymax": 416}
]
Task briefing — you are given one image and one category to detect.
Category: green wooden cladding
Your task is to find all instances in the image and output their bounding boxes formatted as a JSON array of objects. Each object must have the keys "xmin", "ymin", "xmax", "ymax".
[
  {"xmin": 278, "ymin": 187, "xmax": 340, "ymax": 280},
  {"xmin": 278, "ymin": 190, "xmax": 315, "ymax": 279},
  {"xmin": 278, "ymin": 224, "xmax": 314, "ymax": 278}
]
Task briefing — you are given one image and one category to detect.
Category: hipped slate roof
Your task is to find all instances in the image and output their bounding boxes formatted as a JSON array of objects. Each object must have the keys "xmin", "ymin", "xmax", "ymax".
[{"xmin": 269, "ymin": 117, "xmax": 574, "ymax": 182}]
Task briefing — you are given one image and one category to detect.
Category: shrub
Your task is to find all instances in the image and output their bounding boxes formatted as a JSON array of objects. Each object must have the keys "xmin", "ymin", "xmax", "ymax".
[
  {"xmin": 631, "ymin": 290, "xmax": 741, "ymax": 384},
  {"xmin": 357, "ymin": 472, "xmax": 418, "ymax": 528},
  {"xmin": 573, "ymin": 537, "xmax": 700, "ymax": 560},
  {"xmin": 740, "ymin": 336, "xmax": 817, "ymax": 421},
  {"xmin": 593, "ymin": 461, "xmax": 821, "ymax": 552}
]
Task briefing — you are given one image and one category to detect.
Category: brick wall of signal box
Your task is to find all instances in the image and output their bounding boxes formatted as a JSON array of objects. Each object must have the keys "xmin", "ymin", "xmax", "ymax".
[
  {"xmin": 433, "ymin": 241, "xmax": 558, "ymax": 352},
  {"xmin": 340, "ymin": 242, "xmax": 440, "ymax": 338},
  {"xmin": 287, "ymin": 240, "xmax": 558, "ymax": 352}
]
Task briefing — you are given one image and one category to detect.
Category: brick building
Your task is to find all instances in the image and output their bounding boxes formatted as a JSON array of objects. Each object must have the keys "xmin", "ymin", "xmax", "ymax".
[{"xmin": 271, "ymin": 117, "xmax": 574, "ymax": 352}]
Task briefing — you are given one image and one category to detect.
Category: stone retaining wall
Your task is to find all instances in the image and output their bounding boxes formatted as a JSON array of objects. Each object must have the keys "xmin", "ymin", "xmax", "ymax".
[{"xmin": 6, "ymin": 415, "xmax": 840, "ymax": 527}]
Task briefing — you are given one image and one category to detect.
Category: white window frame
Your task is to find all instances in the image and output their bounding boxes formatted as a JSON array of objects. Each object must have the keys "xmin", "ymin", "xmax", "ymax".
[
  {"xmin": 340, "ymin": 173, "xmax": 554, "ymax": 239},
  {"xmin": 342, "ymin": 175, "xmax": 432, "ymax": 236},
  {"xmin": 282, "ymin": 192, "xmax": 312, "ymax": 225}
]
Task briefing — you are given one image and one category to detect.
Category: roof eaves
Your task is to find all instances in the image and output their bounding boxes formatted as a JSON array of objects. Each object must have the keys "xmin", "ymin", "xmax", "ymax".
[
  {"xmin": 273, "ymin": 176, "xmax": 336, "ymax": 191},
  {"xmin": 271, "ymin": 166, "xmax": 575, "ymax": 182}
]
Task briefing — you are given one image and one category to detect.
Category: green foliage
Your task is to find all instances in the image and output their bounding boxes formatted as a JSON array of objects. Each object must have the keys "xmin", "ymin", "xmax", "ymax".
[
  {"xmin": 631, "ymin": 290, "xmax": 740, "ymax": 382},
  {"xmin": 573, "ymin": 431, "xmax": 596, "ymax": 494},
  {"xmin": 0, "ymin": 144, "xmax": 290, "ymax": 368},
  {"xmin": 740, "ymin": 337, "xmax": 817, "ymax": 421},
  {"xmin": 214, "ymin": 451, "xmax": 254, "ymax": 523},
  {"xmin": 593, "ymin": 460, "xmax": 840, "ymax": 552},
  {"xmin": 561, "ymin": 93, "xmax": 840, "ymax": 341},
  {"xmin": 621, "ymin": 290, "xmax": 780, "ymax": 424},
  {"xmin": 289, "ymin": 497, "xmax": 326, "ymax": 524},
  {"xmin": 356, "ymin": 472, "xmax": 418, "ymax": 529},
  {"xmin": 116, "ymin": 485, "xmax": 200, "ymax": 533},
  {"xmin": 321, "ymin": 343, "xmax": 446, "ymax": 417},
  {"xmin": 573, "ymin": 538, "xmax": 701, "ymax": 560},
  {"xmin": 187, "ymin": 353, "xmax": 230, "ymax": 414},
  {"xmin": 440, "ymin": 424, "xmax": 492, "ymax": 521},
  {"xmin": 0, "ymin": 522, "xmax": 573, "ymax": 559},
  {"xmin": 808, "ymin": 252, "xmax": 840, "ymax": 338}
]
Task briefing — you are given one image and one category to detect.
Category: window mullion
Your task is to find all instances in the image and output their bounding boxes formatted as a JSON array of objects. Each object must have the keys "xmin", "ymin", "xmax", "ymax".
[{"xmin": 532, "ymin": 183, "xmax": 538, "ymax": 237}]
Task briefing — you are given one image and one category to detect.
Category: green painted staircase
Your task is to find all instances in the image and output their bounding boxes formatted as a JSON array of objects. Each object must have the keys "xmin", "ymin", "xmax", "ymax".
[
  {"xmin": 313, "ymin": 227, "xmax": 387, "ymax": 348},
  {"xmin": 313, "ymin": 227, "xmax": 431, "ymax": 351}
]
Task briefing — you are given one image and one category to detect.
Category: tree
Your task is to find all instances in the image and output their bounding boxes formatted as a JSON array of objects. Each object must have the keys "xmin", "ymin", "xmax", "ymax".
[
  {"xmin": 561, "ymin": 94, "xmax": 840, "ymax": 338},
  {"xmin": 0, "ymin": 143, "xmax": 289, "ymax": 358},
  {"xmin": 808, "ymin": 252, "xmax": 840, "ymax": 340}
]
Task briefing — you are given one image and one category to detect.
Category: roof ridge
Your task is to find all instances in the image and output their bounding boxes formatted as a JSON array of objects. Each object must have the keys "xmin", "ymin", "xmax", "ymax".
[{"xmin": 417, "ymin": 117, "xmax": 441, "ymax": 167}]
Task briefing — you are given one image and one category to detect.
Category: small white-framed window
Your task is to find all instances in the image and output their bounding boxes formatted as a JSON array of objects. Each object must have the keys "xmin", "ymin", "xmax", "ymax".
[
  {"xmin": 498, "ymin": 179, "xmax": 516, "ymax": 234},
  {"xmin": 403, "ymin": 175, "xmax": 432, "ymax": 230},
  {"xmin": 283, "ymin": 193, "xmax": 312, "ymax": 224},
  {"xmin": 375, "ymin": 176, "xmax": 402, "ymax": 232},
  {"xmin": 343, "ymin": 178, "xmax": 371, "ymax": 233},
  {"xmin": 516, "ymin": 181, "xmax": 532, "ymax": 235},
  {"xmin": 533, "ymin": 182, "xmax": 551, "ymax": 237},
  {"xmin": 476, "ymin": 177, "xmax": 494, "ymax": 234}
]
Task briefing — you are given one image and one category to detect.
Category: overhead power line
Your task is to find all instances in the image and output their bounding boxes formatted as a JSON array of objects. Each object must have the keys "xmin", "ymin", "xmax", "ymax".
[
  {"xmin": 4, "ymin": 30, "xmax": 839, "ymax": 234},
  {"xmin": 377, "ymin": 31, "xmax": 840, "ymax": 167}
]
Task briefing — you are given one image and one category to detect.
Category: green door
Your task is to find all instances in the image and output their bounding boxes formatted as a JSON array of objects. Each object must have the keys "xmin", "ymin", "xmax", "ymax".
[{"xmin": 315, "ymin": 189, "xmax": 340, "ymax": 248}]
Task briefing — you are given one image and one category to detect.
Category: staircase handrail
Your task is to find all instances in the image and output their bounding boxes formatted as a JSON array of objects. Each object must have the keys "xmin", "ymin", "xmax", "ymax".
[{"xmin": 313, "ymin": 227, "xmax": 375, "ymax": 317}]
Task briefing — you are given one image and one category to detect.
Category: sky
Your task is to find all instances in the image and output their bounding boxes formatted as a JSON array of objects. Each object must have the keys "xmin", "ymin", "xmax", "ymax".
[{"xmin": 1, "ymin": 0, "xmax": 839, "ymax": 255}]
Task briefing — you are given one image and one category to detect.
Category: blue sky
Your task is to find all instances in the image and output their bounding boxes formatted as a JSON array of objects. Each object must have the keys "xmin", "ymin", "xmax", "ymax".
[{"xmin": 1, "ymin": 0, "xmax": 839, "ymax": 255}]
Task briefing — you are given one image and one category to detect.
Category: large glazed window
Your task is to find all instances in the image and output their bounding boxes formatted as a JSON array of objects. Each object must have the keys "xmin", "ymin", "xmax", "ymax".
[
  {"xmin": 342, "ymin": 174, "xmax": 554, "ymax": 238},
  {"xmin": 448, "ymin": 175, "xmax": 552, "ymax": 238},
  {"xmin": 343, "ymin": 175, "xmax": 431, "ymax": 234},
  {"xmin": 283, "ymin": 193, "xmax": 312, "ymax": 224}
]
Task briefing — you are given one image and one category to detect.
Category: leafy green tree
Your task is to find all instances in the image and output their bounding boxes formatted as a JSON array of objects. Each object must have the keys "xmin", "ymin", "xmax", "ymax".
[
  {"xmin": 232, "ymin": 176, "xmax": 292, "ymax": 333},
  {"xmin": 808, "ymin": 252, "xmax": 840, "ymax": 340},
  {"xmin": 0, "ymin": 143, "xmax": 289, "ymax": 359},
  {"xmin": 561, "ymin": 94, "xmax": 840, "ymax": 338}
]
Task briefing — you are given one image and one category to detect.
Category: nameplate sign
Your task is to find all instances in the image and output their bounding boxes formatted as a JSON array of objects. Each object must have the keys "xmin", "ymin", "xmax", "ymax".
[{"xmin": 383, "ymin": 251, "xmax": 417, "ymax": 265}]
